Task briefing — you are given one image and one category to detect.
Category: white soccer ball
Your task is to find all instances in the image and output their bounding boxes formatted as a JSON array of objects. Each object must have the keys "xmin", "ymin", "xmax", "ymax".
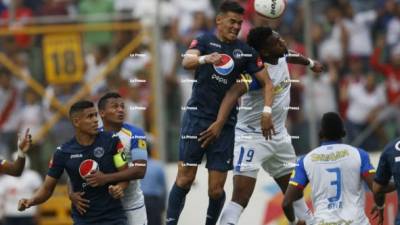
[{"xmin": 254, "ymin": 0, "xmax": 287, "ymax": 19}]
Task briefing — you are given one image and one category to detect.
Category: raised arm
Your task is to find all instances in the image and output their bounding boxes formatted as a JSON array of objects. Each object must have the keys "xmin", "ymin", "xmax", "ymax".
[
  {"xmin": 0, "ymin": 129, "xmax": 32, "ymax": 176},
  {"xmin": 286, "ymin": 51, "xmax": 324, "ymax": 73}
]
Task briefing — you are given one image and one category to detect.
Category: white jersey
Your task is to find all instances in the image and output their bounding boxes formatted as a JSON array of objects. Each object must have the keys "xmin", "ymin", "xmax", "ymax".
[
  {"xmin": 236, "ymin": 57, "xmax": 291, "ymax": 140},
  {"xmin": 289, "ymin": 142, "xmax": 376, "ymax": 224},
  {"xmin": 101, "ymin": 123, "xmax": 148, "ymax": 212}
]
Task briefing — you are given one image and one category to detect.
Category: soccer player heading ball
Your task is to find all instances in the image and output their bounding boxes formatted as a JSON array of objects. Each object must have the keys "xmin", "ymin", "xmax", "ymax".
[{"xmin": 166, "ymin": 1, "xmax": 275, "ymax": 225}]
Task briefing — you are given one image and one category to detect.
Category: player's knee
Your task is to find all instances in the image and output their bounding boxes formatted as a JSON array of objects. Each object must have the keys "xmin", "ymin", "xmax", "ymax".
[
  {"xmin": 176, "ymin": 174, "xmax": 195, "ymax": 189},
  {"xmin": 208, "ymin": 186, "xmax": 224, "ymax": 199},
  {"xmin": 232, "ymin": 186, "xmax": 251, "ymax": 208}
]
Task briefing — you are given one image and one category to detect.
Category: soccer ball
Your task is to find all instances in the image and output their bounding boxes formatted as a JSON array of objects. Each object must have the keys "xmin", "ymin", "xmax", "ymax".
[{"xmin": 254, "ymin": 0, "xmax": 287, "ymax": 19}]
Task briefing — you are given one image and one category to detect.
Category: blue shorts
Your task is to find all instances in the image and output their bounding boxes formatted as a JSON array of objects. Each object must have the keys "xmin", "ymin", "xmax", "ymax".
[{"xmin": 179, "ymin": 112, "xmax": 234, "ymax": 172}]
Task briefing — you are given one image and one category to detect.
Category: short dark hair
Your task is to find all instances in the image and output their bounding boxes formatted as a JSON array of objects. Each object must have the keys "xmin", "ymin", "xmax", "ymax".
[
  {"xmin": 247, "ymin": 26, "xmax": 273, "ymax": 52},
  {"xmin": 69, "ymin": 100, "xmax": 95, "ymax": 118},
  {"xmin": 219, "ymin": 1, "xmax": 244, "ymax": 15},
  {"xmin": 98, "ymin": 92, "xmax": 122, "ymax": 110},
  {"xmin": 319, "ymin": 112, "xmax": 346, "ymax": 141}
]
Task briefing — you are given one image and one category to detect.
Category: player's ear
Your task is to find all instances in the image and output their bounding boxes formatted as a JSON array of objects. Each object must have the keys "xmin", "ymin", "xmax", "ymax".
[
  {"xmin": 98, "ymin": 109, "xmax": 106, "ymax": 118},
  {"xmin": 216, "ymin": 13, "xmax": 224, "ymax": 26},
  {"xmin": 70, "ymin": 114, "xmax": 80, "ymax": 127}
]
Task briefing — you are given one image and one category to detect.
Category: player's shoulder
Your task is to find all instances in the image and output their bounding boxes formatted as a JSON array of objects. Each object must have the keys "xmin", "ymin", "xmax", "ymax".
[
  {"xmin": 383, "ymin": 137, "xmax": 400, "ymax": 153},
  {"xmin": 121, "ymin": 123, "xmax": 146, "ymax": 138}
]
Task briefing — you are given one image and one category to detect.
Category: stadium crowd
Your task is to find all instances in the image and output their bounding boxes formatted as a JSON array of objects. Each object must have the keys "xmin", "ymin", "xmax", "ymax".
[{"xmin": 0, "ymin": 0, "xmax": 399, "ymax": 224}]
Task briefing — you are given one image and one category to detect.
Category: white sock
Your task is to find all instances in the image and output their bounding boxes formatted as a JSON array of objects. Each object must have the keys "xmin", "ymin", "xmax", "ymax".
[
  {"xmin": 219, "ymin": 201, "xmax": 244, "ymax": 225},
  {"xmin": 293, "ymin": 197, "xmax": 313, "ymax": 221}
]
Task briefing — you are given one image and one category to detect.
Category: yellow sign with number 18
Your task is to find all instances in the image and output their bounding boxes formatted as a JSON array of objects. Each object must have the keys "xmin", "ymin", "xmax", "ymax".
[{"xmin": 43, "ymin": 33, "xmax": 84, "ymax": 84}]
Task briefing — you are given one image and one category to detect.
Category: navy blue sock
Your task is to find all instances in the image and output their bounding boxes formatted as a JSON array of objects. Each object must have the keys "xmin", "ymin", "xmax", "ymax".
[
  {"xmin": 166, "ymin": 183, "xmax": 190, "ymax": 225},
  {"xmin": 205, "ymin": 191, "xmax": 226, "ymax": 225}
]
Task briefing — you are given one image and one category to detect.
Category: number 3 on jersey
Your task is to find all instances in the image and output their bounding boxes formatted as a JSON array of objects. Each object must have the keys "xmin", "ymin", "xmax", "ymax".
[{"xmin": 326, "ymin": 167, "xmax": 343, "ymax": 209}]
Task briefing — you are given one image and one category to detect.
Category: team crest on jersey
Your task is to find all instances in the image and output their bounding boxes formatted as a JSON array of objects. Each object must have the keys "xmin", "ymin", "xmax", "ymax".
[
  {"xmin": 213, "ymin": 54, "xmax": 234, "ymax": 76},
  {"xmin": 94, "ymin": 147, "xmax": 105, "ymax": 158},
  {"xmin": 233, "ymin": 49, "xmax": 244, "ymax": 59},
  {"xmin": 138, "ymin": 139, "xmax": 147, "ymax": 149},
  {"xmin": 79, "ymin": 159, "xmax": 99, "ymax": 178}
]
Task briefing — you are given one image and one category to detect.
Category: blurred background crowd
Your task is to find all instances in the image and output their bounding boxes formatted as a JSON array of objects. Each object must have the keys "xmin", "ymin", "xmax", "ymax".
[{"xmin": 0, "ymin": 0, "xmax": 399, "ymax": 224}]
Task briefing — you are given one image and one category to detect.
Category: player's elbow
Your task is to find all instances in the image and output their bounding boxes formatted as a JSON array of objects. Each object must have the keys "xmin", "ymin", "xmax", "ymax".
[{"xmin": 182, "ymin": 59, "xmax": 194, "ymax": 70}]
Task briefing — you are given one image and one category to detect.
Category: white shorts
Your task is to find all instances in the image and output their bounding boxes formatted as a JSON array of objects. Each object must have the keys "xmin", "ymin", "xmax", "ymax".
[
  {"xmin": 125, "ymin": 204, "xmax": 148, "ymax": 225},
  {"xmin": 233, "ymin": 128, "xmax": 297, "ymax": 179}
]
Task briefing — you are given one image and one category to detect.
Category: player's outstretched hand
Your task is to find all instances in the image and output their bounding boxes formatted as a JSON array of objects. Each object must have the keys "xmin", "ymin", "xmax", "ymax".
[
  {"xmin": 18, "ymin": 128, "xmax": 32, "ymax": 154},
  {"xmin": 311, "ymin": 61, "xmax": 324, "ymax": 73},
  {"xmin": 18, "ymin": 198, "xmax": 33, "ymax": 211},
  {"xmin": 69, "ymin": 192, "xmax": 90, "ymax": 215},
  {"xmin": 86, "ymin": 171, "xmax": 107, "ymax": 187},
  {"xmin": 261, "ymin": 113, "xmax": 275, "ymax": 140},
  {"xmin": 371, "ymin": 205, "xmax": 384, "ymax": 225},
  {"xmin": 198, "ymin": 121, "xmax": 223, "ymax": 148},
  {"xmin": 109, "ymin": 185, "xmax": 124, "ymax": 199},
  {"xmin": 205, "ymin": 52, "xmax": 222, "ymax": 65}
]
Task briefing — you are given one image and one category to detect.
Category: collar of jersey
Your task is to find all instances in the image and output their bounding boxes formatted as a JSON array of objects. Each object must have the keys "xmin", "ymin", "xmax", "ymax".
[{"xmin": 320, "ymin": 140, "xmax": 342, "ymax": 146}]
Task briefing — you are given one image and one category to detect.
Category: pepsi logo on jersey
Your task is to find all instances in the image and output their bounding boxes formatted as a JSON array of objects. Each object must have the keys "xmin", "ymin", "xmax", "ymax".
[
  {"xmin": 213, "ymin": 54, "xmax": 234, "ymax": 76},
  {"xmin": 79, "ymin": 159, "xmax": 99, "ymax": 179}
]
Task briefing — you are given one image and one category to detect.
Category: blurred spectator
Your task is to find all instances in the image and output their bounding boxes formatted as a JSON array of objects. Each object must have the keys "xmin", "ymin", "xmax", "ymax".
[
  {"xmin": 78, "ymin": 0, "xmax": 114, "ymax": 51},
  {"xmin": 84, "ymin": 45, "xmax": 110, "ymax": 95},
  {"xmin": 172, "ymin": 0, "xmax": 214, "ymax": 36},
  {"xmin": 386, "ymin": 2, "xmax": 400, "ymax": 47},
  {"xmin": 342, "ymin": 3, "xmax": 376, "ymax": 64},
  {"xmin": 0, "ymin": 0, "xmax": 33, "ymax": 49},
  {"xmin": 318, "ymin": 6, "xmax": 347, "ymax": 62},
  {"xmin": 302, "ymin": 60, "xmax": 338, "ymax": 124},
  {"xmin": 125, "ymin": 83, "xmax": 145, "ymax": 129},
  {"xmin": 39, "ymin": 0, "xmax": 70, "ymax": 16},
  {"xmin": 344, "ymin": 73, "xmax": 386, "ymax": 150},
  {"xmin": 141, "ymin": 138, "xmax": 167, "ymax": 225},
  {"xmin": 371, "ymin": 39, "xmax": 400, "ymax": 105},
  {"xmin": 0, "ymin": 154, "xmax": 41, "ymax": 225},
  {"xmin": 120, "ymin": 44, "xmax": 151, "ymax": 82},
  {"xmin": 0, "ymin": 68, "xmax": 21, "ymax": 159},
  {"xmin": 339, "ymin": 56, "xmax": 366, "ymax": 117}
]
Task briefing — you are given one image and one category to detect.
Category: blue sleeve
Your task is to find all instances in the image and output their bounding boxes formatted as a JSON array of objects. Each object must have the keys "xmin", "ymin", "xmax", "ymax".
[
  {"xmin": 244, "ymin": 47, "xmax": 264, "ymax": 75},
  {"xmin": 375, "ymin": 151, "xmax": 392, "ymax": 185},
  {"xmin": 47, "ymin": 148, "xmax": 65, "ymax": 179},
  {"xmin": 289, "ymin": 157, "xmax": 309, "ymax": 189},
  {"xmin": 130, "ymin": 129, "xmax": 148, "ymax": 161},
  {"xmin": 357, "ymin": 148, "xmax": 376, "ymax": 176},
  {"xmin": 248, "ymin": 75, "xmax": 262, "ymax": 91},
  {"xmin": 188, "ymin": 35, "xmax": 207, "ymax": 55}
]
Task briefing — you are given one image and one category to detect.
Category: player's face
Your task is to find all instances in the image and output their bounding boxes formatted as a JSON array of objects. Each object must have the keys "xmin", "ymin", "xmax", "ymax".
[
  {"xmin": 216, "ymin": 12, "xmax": 243, "ymax": 42},
  {"xmin": 78, "ymin": 107, "xmax": 99, "ymax": 135},
  {"xmin": 101, "ymin": 97, "xmax": 125, "ymax": 125},
  {"xmin": 266, "ymin": 33, "xmax": 287, "ymax": 58}
]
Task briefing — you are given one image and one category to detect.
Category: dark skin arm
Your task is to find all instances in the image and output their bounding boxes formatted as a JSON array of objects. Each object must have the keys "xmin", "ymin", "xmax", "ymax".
[
  {"xmin": 85, "ymin": 160, "xmax": 147, "ymax": 187},
  {"xmin": 286, "ymin": 52, "xmax": 324, "ymax": 73},
  {"xmin": 282, "ymin": 184, "xmax": 304, "ymax": 223},
  {"xmin": 18, "ymin": 175, "xmax": 58, "ymax": 211},
  {"xmin": 0, "ymin": 129, "xmax": 32, "ymax": 176},
  {"xmin": 363, "ymin": 173, "xmax": 385, "ymax": 225},
  {"xmin": 199, "ymin": 67, "xmax": 275, "ymax": 147}
]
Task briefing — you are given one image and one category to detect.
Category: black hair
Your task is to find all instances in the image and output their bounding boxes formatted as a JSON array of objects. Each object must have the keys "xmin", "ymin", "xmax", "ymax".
[
  {"xmin": 247, "ymin": 26, "xmax": 273, "ymax": 52},
  {"xmin": 319, "ymin": 112, "xmax": 346, "ymax": 141},
  {"xmin": 97, "ymin": 92, "xmax": 122, "ymax": 110},
  {"xmin": 69, "ymin": 100, "xmax": 95, "ymax": 118},
  {"xmin": 219, "ymin": 1, "xmax": 244, "ymax": 15}
]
